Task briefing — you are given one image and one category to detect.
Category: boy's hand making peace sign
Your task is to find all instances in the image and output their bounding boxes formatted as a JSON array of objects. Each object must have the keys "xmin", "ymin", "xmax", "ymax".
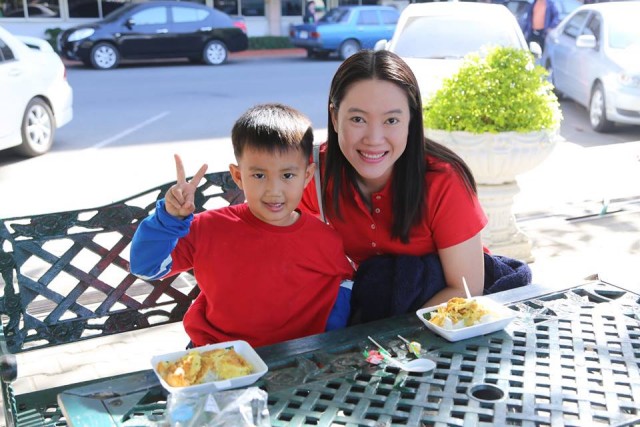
[{"xmin": 164, "ymin": 154, "xmax": 208, "ymax": 219}]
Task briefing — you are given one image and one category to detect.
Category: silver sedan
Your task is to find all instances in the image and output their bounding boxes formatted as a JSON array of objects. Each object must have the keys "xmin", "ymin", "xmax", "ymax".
[{"xmin": 542, "ymin": 2, "xmax": 640, "ymax": 132}]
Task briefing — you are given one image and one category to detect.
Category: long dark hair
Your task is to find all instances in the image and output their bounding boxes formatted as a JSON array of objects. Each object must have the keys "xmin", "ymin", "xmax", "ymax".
[{"xmin": 325, "ymin": 50, "xmax": 477, "ymax": 243}]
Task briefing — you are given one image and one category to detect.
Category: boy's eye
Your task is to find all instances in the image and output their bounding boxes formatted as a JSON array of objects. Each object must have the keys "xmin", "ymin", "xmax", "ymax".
[
  {"xmin": 252, "ymin": 173, "xmax": 265, "ymax": 179},
  {"xmin": 283, "ymin": 173, "xmax": 295, "ymax": 179}
]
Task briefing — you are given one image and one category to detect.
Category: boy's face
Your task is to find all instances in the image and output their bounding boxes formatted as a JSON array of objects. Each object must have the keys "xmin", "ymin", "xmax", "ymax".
[{"xmin": 229, "ymin": 146, "xmax": 315, "ymax": 227}]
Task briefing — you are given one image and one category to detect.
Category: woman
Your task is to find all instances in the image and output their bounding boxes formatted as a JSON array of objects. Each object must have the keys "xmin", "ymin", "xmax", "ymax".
[{"xmin": 299, "ymin": 50, "xmax": 488, "ymax": 308}]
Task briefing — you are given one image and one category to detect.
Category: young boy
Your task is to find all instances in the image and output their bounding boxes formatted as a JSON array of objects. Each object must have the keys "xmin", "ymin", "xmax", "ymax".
[{"xmin": 130, "ymin": 103, "xmax": 354, "ymax": 348}]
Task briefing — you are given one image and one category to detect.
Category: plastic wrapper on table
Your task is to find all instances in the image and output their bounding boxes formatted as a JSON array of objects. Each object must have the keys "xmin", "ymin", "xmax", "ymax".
[{"xmin": 166, "ymin": 386, "xmax": 271, "ymax": 427}]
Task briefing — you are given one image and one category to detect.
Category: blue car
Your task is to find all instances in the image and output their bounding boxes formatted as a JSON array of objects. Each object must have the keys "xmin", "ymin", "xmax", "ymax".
[{"xmin": 289, "ymin": 5, "xmax": 399, "ymax": 60}]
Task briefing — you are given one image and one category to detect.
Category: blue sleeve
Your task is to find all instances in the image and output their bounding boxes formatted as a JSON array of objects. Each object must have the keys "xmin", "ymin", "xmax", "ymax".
[
  {"xmin": 129, "ymin": 199, "xmax": 193, "ymax": 280},
  {"xmin": 325, "ymin": 280, "xmax": 353, "ymax": 331}
]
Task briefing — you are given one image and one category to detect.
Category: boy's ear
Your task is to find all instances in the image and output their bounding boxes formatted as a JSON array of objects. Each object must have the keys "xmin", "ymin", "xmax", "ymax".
[
  {"xmin": 229, "ymin": 163, "xmax": 243, "ymax": 189},
  {"xmin": 303, "ymin": 162, "xmax": 316, "ymax": 188}
]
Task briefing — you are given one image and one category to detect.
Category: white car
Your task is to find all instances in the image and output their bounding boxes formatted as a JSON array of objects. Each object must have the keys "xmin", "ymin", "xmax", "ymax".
[
  {"xmin": 0, "ymin": 25, "xmax": 73, "ymax": 157},
  {"xmin": 542, "ymin": 2, "xmax": 640, "ymax": 132},
  {"xmin": 375, "ymin": 2, "xmax": 540, "ymax": 102}
]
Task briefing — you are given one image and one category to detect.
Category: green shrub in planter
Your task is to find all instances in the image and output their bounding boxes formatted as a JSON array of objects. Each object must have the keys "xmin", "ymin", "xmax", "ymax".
[{"xmin": 423, "ymin": 46, "xmax": 562, "ymax": 134}]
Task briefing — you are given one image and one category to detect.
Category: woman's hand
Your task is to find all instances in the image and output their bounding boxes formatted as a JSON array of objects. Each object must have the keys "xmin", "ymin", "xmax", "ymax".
[
  {"xmin": 164, "ymin": 154, "xmax": 208, "ymax": 219},
  {"xmin": 423, "ymin": 232, "xmax": 485, "ymax": 306}
]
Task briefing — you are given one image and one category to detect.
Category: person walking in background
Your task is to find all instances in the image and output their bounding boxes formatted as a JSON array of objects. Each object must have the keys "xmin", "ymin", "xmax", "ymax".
[
  {"xmin": 303, "ymin": 0, "xmax": 316, "ymax": 23},
  {"xmin": 521, "ymin": 0, "xmax": 560, "ymax": 50}
]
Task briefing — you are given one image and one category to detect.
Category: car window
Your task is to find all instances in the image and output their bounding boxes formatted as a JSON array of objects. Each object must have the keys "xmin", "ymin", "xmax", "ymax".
[
  {"xmin": 607, "ymin": 12, "xmax": 640, "ymax": 49},
  {"xmin": 319, "ymin": 8, "xmax": 350, "ymax": 23},
  {"xmin": 380, "ymin": 10, "xmax": 399, "ymax": 25},
  {"xmin": 0, "ymin": 37, "xmax": 15, "ymax": 62},
  {"xmin": 172, "ymin": 6, "xmax": 209, "ymax": 23},
  {"xmin": 357, "ymin": 10, "xmax": 379, "ymax": 25},
  {"xmin": 393, "ymin": 16, "xmax": 523, "ymax": 59},
  {"xmin": 583, "ymin": 13, "xmax": 601, "ymax": 46},
  {"xmin": 562, "ymin": 11, "xmax": 588, "ymax": 39},
  {"xmin": 131, "ymin": 6, "xmax": 168, "ymax": 25}
]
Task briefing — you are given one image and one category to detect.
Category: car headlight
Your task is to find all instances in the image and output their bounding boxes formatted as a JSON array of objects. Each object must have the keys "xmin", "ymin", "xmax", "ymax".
[
  {"xmin": 618, "ymin": 73, "xmax": 640, "ymax": 88},
  {"xmin": 67, "ymin": 28, "xmax": 95, "ymax": 42}
]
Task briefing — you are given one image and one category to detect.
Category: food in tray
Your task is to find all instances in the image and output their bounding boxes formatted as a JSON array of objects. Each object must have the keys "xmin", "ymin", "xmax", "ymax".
[
  {"xmin": 156, "ymin": 348, "xmax": 253, "ymax": 387},
  {"xmin": 424, "ymin": 297, "xmax": 493, "ymax": 330}
]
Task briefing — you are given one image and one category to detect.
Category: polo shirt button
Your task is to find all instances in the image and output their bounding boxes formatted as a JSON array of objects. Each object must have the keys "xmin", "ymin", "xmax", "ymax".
[
  {"xmin": 371, "ymin": 242, "xmax": 377, "ymax": 248},
  {"xmin": 375, "ymin": 196, "xmax": 381, "ymax": 200},
  {"xmin": 374, "ymin": 208, "xmax": 380, "ymax": 214},
  {"xmin": 370, "ymin": 224, "xmax": 376, "ymax": 229}
]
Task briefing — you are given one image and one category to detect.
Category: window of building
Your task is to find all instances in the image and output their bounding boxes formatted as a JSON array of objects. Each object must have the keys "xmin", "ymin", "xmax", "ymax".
[
  {"xmin": 67, "ymin": 0, "xmax": 129, "ymax": 19},
  {"xmin": 214, "ymin": 0, "xmax": 238, "ymax": 15},
  {"xmin": 1, "ymin": 0, "xmax": 60, "ymax": 18},
  {"xmin": 241, "ymin": 0, "xmax": 263, "ymax": 16},
  {"xmin": 282, "ymin": 0, "xmax": 301, "ymax": 17}
]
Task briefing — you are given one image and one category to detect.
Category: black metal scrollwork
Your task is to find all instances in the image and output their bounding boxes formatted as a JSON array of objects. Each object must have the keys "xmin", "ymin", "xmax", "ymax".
[
  {"xmin": 80, "ymin": 205, "xmax": 148, "ymax": 229},
  {"xmin": 103, "ymin": 312, "xmax": 149, "ymax": 334},
  {"xmin": 11, "ymin": 213, "xmax": 78, "ymax": 239}
]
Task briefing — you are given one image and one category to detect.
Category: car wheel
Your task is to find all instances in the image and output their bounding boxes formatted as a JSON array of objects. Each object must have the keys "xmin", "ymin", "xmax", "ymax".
[
  {"xmin": 16, "ymin": 98, "xmax": 55, "ymax": 157},
  {"xmin": 589, "ymin": 82, "xmax": 614, "ymax": 133},
  {"xmin": 90, "ymin": 42, "xmax": 120, "ymax": 70},
  {"xmin": 339, "ymin": 40, "xmax": 360, "ymax": 60},
  {"xmin": 203, "ymin": 40, "xmax": 228, "ymax": 65}
]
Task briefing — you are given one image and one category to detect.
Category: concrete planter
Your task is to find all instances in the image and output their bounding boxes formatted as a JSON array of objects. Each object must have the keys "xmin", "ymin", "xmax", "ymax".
[{"xmin": 426, "ymin": 128, "xmax": 561, "ymax": 261}]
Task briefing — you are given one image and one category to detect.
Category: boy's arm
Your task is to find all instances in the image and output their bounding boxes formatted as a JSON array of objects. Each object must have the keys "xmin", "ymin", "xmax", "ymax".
[
  {"xmin": 325, "ymin": 279, "xmax": 354, "ymax": 331},
  {"xmin": 130, "ymin": 199, "xmax": 193, "ymax": 280}
]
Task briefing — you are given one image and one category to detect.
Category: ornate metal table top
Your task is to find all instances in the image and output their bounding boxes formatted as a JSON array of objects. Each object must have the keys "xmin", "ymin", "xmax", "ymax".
[{"xmin": 55, "ymin": 280, "xmax": 640, "ymax": 427}]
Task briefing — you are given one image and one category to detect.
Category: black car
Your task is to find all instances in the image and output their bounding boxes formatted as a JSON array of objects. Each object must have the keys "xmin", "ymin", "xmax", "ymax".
[{"xmin": 58, "ymin": 1, "xmax": 249, "ymax": 69}]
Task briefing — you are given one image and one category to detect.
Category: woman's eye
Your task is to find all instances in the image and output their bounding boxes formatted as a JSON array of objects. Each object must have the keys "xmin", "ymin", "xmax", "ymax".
[
  {"xmin": 350, "ymin": 116, "xmax": 365, "ymax": 124},
  {"xmin": 387, "ymin": 117, "xmax": 400, "ymax": 125}
]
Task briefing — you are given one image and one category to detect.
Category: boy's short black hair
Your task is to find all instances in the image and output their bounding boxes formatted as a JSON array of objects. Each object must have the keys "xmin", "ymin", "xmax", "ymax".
[{"xmin": 231, "ymin": 103, "xmax": 314, "ymax": 161}]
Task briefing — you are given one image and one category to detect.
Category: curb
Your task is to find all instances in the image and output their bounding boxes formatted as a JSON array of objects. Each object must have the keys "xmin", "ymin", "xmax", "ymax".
[
  {"xmin": 60, "ymin": 48, "xmax": 307, "ymax": 66},
  {"xmin": 231, "ymin": 48, "xmax": 306, "ymax": 58}
]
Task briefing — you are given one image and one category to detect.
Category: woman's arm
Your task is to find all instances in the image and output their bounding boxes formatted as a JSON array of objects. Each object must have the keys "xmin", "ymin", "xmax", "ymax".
[{"xmin": 421, "ymin": 232, "xmax": 485, "ymax": 306}]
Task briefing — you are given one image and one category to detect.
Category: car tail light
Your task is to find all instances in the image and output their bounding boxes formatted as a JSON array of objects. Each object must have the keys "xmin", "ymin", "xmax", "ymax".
[
  {"xmin": 311, "ymin": 31, "xmax": 320, "ymax": 39},
  {"xmin": 289, "ymin": 28, "xmax": 295, "ymax": 37},
  {"xmin": 233, "ymin": 20, "xmax": 247, "ymax": 34}
]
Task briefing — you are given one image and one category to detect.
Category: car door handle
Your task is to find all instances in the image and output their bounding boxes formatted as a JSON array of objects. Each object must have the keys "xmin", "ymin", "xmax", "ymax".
[
  {"xmin": 156, "ymin": 29, "xmax": 168, "ymax": 33},
  {"xmin": 199, "ymin": 27, "xmax": 212, "ymax": 32},
  {"xmin": 8, "ymin": 68, "xmax": 22, "ymax": 77}
]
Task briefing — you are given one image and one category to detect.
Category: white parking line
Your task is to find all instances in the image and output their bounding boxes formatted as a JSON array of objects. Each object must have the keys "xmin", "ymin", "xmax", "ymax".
[{"xmin": 86, "ymin": 111, "xmax": 170, "ymax": 150}]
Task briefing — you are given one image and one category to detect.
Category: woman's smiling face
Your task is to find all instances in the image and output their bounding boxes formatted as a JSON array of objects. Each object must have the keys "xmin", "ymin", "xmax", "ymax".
[{"xmin": 331, "ymin": 78, "xmax": 410, "ymax": 193}]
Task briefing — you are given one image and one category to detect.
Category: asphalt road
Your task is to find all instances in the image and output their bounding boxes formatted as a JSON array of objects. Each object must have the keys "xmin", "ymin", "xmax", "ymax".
[{"xmin": 1, "ymin": 56, "xmax": 639, "ymax": 218}]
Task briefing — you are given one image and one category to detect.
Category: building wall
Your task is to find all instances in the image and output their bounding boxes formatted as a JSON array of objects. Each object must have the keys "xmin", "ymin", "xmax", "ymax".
[{"xmin": 0, "ymin": 0, "xmax": 408, "ymax": 39}]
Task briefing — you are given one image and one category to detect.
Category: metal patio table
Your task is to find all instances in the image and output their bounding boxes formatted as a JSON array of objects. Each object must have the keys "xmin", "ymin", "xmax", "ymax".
[{"xmin": 56, "ymin": 279, "xmax": 640, "ymax": 426}]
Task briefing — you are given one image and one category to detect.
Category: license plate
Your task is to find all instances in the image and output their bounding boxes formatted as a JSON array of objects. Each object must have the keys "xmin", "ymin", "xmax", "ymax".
[{"xmin": 299, "ymin": 31, "xmax": 308, "ymax": 39}]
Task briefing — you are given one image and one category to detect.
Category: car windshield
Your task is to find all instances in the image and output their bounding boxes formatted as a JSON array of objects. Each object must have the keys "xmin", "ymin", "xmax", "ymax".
[
  {"xmin": 607, "ymin": 13, "xmax": 640, "ymax": 50},
  {"xmin": 319, "ymin": 8, "xmax": 350, "ymax": 23},
  {"xmin": 393, "ymin": 15, "xmax": 523, "ymax": 59}
]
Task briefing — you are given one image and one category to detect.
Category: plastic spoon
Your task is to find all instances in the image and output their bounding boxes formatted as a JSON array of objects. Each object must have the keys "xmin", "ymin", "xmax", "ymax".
[
  {"xmin": 462, "ymin": 277, "xmax": 472, "ymax": 300},
  {"xmin": 367, "ymin": 336, "xmax": 436, "ymax": 373}
]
